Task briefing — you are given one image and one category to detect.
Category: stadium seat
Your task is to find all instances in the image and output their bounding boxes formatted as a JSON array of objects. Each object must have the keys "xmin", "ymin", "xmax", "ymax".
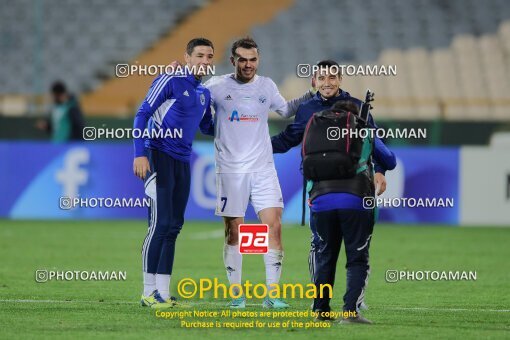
[
  {"xmin": 2, "ymin": 0, "xmax": 510, "ymax": 119},
  {"xmin": 0, "ymin": 0, "xmax": 206, "ymax": 97}
]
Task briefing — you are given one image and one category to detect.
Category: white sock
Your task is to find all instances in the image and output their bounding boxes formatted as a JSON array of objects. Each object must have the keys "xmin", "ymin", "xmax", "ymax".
[
  {"xmin": 264, "ymin": 249, "xmax": 284, "ymax": 293},
  {"xmin": 143, "ymin": 272, "xmax": 156, "ymax": 296},
  {"xmin": 156, "ymin": 274, "xmax": 171, "ymax": 300},
  {"xmin": 223, "ymin": 244, "xmax": 243, "ymax": 295}
]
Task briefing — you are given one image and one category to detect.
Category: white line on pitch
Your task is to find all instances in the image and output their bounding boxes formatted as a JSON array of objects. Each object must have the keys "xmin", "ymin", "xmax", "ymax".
[
  {"xmin": 0, "ymin": 299, "xmax": 137, "ymax": 304},
  {"xmin": 375, "ymin": 306, "xmax": 510, "ymax": 313},
  {"xmin": 187, "ymin": 229, "xmax": 224, "ymax": 240},
  {"xmin": 0, "ymin": 300, "xmax": 508, "ymax": 312}
]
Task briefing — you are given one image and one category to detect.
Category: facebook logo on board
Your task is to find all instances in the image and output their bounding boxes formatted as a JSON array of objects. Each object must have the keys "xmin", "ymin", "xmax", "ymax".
[{"xmin": 55, "ymin": 148, "xmax": 90, "ymax": 199}]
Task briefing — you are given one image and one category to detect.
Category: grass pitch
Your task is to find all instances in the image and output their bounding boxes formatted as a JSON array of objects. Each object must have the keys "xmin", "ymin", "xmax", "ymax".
[{"xmin": 0, "ymin": 220, "xmax": 509, "ymax": 339}]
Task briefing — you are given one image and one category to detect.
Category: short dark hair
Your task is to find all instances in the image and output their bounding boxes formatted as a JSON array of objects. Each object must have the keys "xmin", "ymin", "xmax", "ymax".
[
  {"xmin": 186, "ymin": 37, "xmax": 214, "ymax": 55},
  {"xmin": 51, "ymin": 81, "xmax": 67, "ymax": 95},
  {"xmin": 331, "ymin": 100, "xmax": 360, "ymax": 114},
  {"xmin": 315, "ymin": 59, "xmax": 340, "ymax": 77},
  {"xmin": 231, "ymin": 37, "xmax": 258, "ymax": 57}
]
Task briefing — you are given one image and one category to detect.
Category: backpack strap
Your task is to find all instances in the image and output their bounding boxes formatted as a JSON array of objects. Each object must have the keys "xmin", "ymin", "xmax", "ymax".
[
  {"xmin": 301, "ymin": 113, "xmax": 315, "ymax": 157},
  {"xmin": 301, "ymin": 175, "xmax": 306, "ymax": 226},
  {"xmin": 356, "ymin": 129, "xmax": 374, "ymax": 174},
  {"xmin": 356, "ymin": 161, "xmax": 368, "ymax": 174}
]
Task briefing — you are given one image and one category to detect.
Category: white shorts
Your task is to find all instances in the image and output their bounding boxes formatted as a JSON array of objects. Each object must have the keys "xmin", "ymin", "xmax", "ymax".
[{"xmin": 215, "ymin": 168, "xmax": 284, "ymax": 217}]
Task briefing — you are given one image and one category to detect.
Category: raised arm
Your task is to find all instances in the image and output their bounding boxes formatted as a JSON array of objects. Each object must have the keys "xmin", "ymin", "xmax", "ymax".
[
  {"xmin": 269, "ymin": 80, "xmax": 313, "ymax": 119},
  {"xmin": 271, "ymin": 106, "xmax": 309, "ymax": 153}
]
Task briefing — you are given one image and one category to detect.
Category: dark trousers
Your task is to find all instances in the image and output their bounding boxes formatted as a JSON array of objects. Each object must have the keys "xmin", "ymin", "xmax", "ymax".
[
  {"xmin": 309, "ymin": 208, "xmax": 374, "ymax": 313},
  {"xmin": 141, "ymin": 148, "xmax": 190, "ymax": 275}
]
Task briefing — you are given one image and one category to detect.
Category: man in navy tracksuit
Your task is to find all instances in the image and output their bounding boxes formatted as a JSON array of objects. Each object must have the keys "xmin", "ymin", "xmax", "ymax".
[
  {"xmin": 133, "ymin": 38, "xmax": 215, "ymax": 308},
  {"xmin": 272, "ymin": 60, "xmax": 396, "ymax": 323}
]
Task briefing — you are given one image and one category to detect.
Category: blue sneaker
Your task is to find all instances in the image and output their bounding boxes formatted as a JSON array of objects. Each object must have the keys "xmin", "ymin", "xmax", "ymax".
[
  {"xmin": 228, "ymin": 296, "xmax": 246, "ymax": 309},
  {"xmin": 140, "ymin": 290, "xmax": 172, "ymax": 309},
  {"xmin": 262, "ymin": 297, "xmax": 290, "ymax": 309}
]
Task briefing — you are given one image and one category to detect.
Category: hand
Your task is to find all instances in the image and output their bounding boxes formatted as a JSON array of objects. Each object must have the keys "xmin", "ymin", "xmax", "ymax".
[
  {"xmin": 374, "ymin": 172, "xmax": 387, "ymax": 195},
  {"xmin": 169, "ymin": 60, "xmax": 182, "ymax": 71},
  {"xmin": 133, "ymin": 156, "xmax": 151, "ymax": 180}
]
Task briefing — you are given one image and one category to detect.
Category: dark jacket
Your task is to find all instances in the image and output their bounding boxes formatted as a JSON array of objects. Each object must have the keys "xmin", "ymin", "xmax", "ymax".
[{"xmin": 271, "ymin": 90, "xmax": 396, "ymax": 174}]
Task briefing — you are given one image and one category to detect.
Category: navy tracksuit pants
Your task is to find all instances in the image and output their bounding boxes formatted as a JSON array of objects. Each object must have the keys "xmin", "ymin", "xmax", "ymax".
[
  {"xmin": 141, "ymin": 148, "xmax": 190, "ymax": 275},
  {"xmin": 309, "ymin": 208, "xmax": 374, "ymax": 313}
]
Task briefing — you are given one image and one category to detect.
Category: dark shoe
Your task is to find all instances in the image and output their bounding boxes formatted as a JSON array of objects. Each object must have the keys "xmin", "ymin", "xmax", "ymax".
[{"xmin": 313, "ymin": 309, "xmax": 336, "ymax": 322}]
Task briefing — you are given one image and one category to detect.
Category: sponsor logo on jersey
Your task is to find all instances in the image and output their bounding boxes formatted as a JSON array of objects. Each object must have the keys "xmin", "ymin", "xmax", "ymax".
[
  {"xmin": 229, "ymin": 110, "xmax": 240, "ymax": 122},
  {"xmin": 239, "ymin": 114, "xmax": 259, "ymax": 122},
  {"xmin": 228, "ymin": 110, "xmax": 259, "ymax": 122}
]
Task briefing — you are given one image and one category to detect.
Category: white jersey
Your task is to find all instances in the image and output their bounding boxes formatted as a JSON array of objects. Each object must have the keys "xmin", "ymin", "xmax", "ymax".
[{"xmin": 205, "ymin": 74, "xmax": 306, "ymax": 173}]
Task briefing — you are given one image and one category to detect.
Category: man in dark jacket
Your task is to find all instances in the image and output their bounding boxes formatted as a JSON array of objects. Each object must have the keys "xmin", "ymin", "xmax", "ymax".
[{"xmin": 271, "ymin": 60, "xmax": 396, "ymax": 324}]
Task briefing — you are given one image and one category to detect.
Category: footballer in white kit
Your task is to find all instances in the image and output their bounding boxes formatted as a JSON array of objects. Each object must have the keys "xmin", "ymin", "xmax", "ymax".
[
  {"xmin": 201, "ymin": 37, "xmax": 312, "ymax": 309},
  {"xmin": 206, "ymin": 72, "xmax": 289, "ymax": 216}
]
